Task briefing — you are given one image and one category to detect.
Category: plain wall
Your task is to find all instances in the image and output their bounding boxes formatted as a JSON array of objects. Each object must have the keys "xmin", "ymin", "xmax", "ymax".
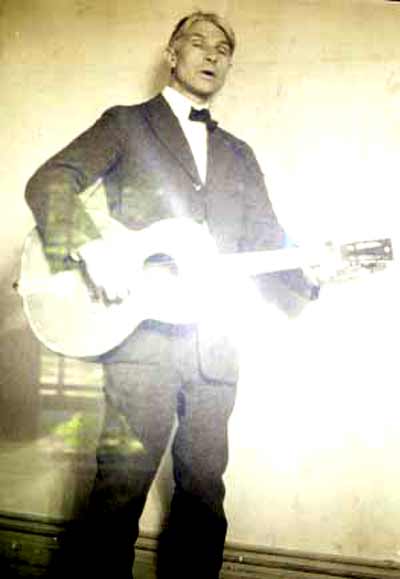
[{"xmin": 1, "ymin": 0, "xmax": 400, "ymax": 561}]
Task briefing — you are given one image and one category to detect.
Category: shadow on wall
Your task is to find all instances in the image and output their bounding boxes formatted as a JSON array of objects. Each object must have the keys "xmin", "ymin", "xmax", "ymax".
[
  {"xmin": 0, "ymin": 253, "xmax": 41, "ymax": 442},
  {"xmin": 149, "ymin": 56, "xmax": 170, "ymax": 96}
]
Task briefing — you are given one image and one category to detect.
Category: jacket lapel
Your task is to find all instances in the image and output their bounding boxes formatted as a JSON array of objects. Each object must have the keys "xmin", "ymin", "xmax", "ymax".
[
  {"xmin": 206, "ymin": 127, "xmax": 229, "ymax": 189},
  {"xmin": 143, "ymin": 94, "xmax": 202, "ymax": 185}
]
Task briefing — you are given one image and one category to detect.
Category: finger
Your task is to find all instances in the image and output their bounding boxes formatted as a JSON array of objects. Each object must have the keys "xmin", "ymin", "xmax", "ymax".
[{"xmin": 102, "ymin": 277, "xmax": 131, "ymax": 302}]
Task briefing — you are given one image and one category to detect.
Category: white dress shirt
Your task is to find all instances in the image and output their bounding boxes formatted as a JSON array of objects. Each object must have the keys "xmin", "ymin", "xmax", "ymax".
[{"xmin": 162, "ymin": 86, "xmax": 209, "ymax": 184}]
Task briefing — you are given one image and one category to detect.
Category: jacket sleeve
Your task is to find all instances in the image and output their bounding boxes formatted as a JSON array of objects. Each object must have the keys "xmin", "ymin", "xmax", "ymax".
[
  {"xmin": 25, "ymin": 107, "xmax": 125, "ymax": 269},
  {"xmin": 238, "ymin": 143, "xmax": 320, "ymax": 312}
]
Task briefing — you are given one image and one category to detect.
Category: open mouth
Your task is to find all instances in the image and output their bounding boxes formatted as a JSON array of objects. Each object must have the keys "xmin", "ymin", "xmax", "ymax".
[{"xmin": 200, "ymin": 69, "xmax": 216, "ymax": 79}]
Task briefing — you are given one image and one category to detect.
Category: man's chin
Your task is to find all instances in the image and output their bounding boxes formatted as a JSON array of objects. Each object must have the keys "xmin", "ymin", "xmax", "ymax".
[
  {"xmin": 192, "ymin": 83, "xmax": 221, "ymax": 100},
  {"xmin": 171, "ymin": 79, "xmax": 222, "ymax": 102}
]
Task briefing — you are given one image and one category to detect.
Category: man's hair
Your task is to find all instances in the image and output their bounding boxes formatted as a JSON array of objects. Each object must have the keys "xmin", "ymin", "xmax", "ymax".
[{"xmin": 168, "ymin": 11, "xmax": 236, "ymax": 54}]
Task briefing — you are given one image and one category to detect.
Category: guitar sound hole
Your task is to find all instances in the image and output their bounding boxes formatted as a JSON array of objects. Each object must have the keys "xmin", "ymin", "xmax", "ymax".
[{"xmin": 143, "ymin": 253, "xmax": 178, "ymax": 275}]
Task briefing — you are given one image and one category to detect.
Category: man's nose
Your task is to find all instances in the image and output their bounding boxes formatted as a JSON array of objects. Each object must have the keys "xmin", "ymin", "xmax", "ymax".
[{"xmin": 205, "ymin": 50, "xmax": 218, "ymax": 63}]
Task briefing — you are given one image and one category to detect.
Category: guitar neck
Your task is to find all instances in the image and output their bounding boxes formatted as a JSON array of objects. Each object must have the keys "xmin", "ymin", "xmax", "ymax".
[{"xmin": 219, "ymin": 246, "xmax": 325, "ymax": 277}]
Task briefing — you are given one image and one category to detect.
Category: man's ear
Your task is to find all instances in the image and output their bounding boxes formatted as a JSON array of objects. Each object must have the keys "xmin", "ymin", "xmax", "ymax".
[{"xmin": 164, "ymin": 45, "xmax": 177, "ymax": 69}]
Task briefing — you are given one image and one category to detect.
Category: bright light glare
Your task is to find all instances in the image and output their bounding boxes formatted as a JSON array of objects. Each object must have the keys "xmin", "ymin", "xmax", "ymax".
[{"xmin": 229, "ymin": 263, "xmax": 400, "ymax": 474}]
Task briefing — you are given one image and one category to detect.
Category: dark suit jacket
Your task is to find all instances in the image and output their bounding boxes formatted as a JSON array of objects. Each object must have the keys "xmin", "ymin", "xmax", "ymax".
[{"xmin": 26, "ymin": 93, "xmax": 316, "ymax": 382}]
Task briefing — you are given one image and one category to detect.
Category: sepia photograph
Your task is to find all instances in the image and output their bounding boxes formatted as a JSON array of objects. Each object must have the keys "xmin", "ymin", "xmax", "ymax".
[{"xmin": 1, "ymin": 1, "xmax": 400, "ymax": 577}]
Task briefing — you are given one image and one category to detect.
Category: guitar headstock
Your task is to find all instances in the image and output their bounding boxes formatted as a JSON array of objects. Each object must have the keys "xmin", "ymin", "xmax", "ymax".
[
  {"xmin": 336, "ymin": 238, "xmax": 393, "ymax": 279},
  {"xmin": 341, "ymin": 238, "xmax": 393, "ymax": 267}
]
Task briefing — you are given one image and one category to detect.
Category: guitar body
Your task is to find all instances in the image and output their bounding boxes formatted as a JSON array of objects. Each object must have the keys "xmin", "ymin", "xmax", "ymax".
[{"xmin": 18, "ymin": 218, "xmax": 216, "ymax": 358}]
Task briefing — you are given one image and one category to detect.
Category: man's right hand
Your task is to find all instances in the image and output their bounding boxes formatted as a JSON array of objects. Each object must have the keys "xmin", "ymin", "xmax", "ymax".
[{"xmin": 76, "ymin": 238, "xmax": 133, "ymax": 302}]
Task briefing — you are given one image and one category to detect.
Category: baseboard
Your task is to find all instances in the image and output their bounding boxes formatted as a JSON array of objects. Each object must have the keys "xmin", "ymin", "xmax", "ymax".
[{"xmin": 0, "ymin": 511, "xmax": 399, "ymax": 578}]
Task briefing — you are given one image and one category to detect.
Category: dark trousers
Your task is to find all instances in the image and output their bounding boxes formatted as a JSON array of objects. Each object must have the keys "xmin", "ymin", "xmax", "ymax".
[{"xmin": 83, "ymin": 324, "xmax": 237, "ymax": 578}]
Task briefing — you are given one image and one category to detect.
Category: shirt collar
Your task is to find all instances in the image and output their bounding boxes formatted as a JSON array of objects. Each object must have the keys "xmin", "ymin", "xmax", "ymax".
[{"xmin": 162, "ymin": 86, "xmax": 209, "ymax": 123}]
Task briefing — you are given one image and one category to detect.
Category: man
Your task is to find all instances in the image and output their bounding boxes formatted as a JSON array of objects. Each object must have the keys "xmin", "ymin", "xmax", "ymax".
[{"xmin": 26, "ymin": 11, "xmax": 317, "ymax": 579}]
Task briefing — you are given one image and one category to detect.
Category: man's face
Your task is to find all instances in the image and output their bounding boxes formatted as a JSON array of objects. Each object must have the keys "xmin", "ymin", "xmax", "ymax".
[{"xmin": 167, "ymin": 20, "xmax": 233, "ymax": 103}]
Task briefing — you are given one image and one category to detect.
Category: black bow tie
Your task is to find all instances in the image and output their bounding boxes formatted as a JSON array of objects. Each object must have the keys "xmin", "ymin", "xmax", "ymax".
[{"xmin": 189, "ymin": 107, "xmax": 218, "ymax": 132}]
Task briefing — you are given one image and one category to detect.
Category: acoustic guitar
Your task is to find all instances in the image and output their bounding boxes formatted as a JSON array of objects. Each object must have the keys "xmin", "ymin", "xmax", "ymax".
[{"xmin": 17, "ymin": 216, "xmax": 393, "ymax": 358}]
